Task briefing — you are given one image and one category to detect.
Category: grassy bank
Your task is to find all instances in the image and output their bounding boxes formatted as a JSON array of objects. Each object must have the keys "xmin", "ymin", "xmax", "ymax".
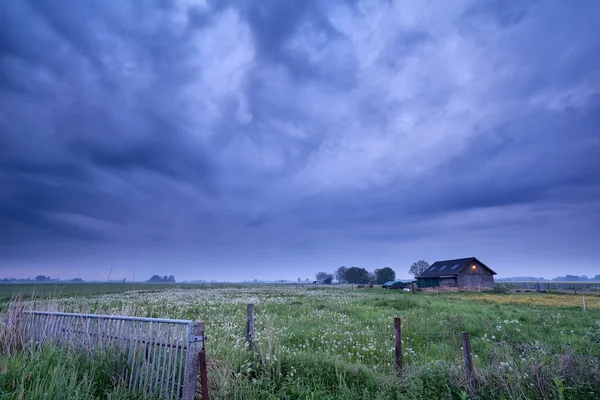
[{"xmin": 1, "ymin": 286, "xmax": 599, "ymax": 399}]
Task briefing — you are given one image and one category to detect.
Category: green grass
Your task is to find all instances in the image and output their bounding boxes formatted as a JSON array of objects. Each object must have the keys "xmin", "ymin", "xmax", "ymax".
[
  {"xmin": 0, "ymin": 345, "xmax": 152, "ymax": 400},
  {"xmin": 1, "ymin": 285, "xmax": 599, "ymax": 399},
  {"xmin": 0, "ymin": 282, "xmax": 240, "ymax": 303}
]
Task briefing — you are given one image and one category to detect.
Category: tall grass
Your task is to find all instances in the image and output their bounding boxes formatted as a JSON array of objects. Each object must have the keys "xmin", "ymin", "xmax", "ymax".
[
  {"xmin": 0, "ymin": 345, "xmax": 150, "ymax": 400},
  {"xmin": 0, "ymin": 296, "xmax": 156, "ymax": 400},
  {"xmin": 2, "ymin": 287, "xmax": 600, "ymax": 399}
]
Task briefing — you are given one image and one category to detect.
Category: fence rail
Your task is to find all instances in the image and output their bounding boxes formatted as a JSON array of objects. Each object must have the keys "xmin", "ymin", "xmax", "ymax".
[{"xmin": 22, "ymin": 311, "xmax": 208, "ymax": 400}]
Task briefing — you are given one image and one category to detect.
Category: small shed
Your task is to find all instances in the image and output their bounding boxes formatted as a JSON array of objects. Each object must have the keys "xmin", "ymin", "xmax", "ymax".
[
  {"xmin": 323, "ymin": 277, "xmax": 333, "ymax": 285},
  {"xmin": 416, "ymin": 257, "xmax": 496, "ymax": 289}
]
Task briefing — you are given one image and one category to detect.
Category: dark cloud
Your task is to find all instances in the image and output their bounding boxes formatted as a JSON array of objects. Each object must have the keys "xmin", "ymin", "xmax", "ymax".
[
  {"xmin": 462, "ymin": 0, "xmax": 534, "ymax": 28},
  {"xmin": 1, "ymin": 0, "xmax": 599, "ymax": 279}
]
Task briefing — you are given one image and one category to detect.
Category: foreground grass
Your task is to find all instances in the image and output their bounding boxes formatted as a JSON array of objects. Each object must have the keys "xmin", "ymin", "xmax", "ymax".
[
  {"xmin": 0, "ymin": 346, "xmax": 151, "ymax": 400},
  {"xmin": 2, "ymin": 286, "xmax": 600, "ymax": 399}
]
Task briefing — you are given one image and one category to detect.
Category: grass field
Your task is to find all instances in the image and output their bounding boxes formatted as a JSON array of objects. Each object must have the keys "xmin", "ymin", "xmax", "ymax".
[
  {"xmin": 1, "ymin": 284, "xmax": 599, "ymax": 399},
  {"xmin": 0, "ymin": 282, "xmax": 235, "ymax": 303}
]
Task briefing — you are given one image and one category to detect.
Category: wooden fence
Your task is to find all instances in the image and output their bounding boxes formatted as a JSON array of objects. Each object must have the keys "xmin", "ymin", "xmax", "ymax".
[
  {"xmin": 246, "ymin": 304, "xmax": 479, "ymax": 396},
  {"xmin": 22, "ymin": 311, "xmax": 209, "ymax": 400}
]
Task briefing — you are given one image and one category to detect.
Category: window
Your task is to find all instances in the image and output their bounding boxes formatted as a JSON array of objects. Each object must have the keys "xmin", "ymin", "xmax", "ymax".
[
  {"xmin": 429, "ymin": 266, "xmax": 436, "ymax": 271},
  {"xmin": 440, "ymin": 265, "xmax": 447, "ymax": 270},
  {"xmin": 451, "ymin": 264, "xmax": 460, "ymax": 270}
]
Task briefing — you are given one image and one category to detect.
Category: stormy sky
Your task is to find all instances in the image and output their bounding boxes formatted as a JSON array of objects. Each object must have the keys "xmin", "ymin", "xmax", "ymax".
[{"xmin": 1, "ymin": 0, "xmax": 599, "ymax": 281}]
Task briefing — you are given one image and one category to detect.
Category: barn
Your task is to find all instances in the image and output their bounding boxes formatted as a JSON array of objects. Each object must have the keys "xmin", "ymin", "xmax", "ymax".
[{"xmin": 416, "ymin": 257, "xmax": 496, "ymax": 289}]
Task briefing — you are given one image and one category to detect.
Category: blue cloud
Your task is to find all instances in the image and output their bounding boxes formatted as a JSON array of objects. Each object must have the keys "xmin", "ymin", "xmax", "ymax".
[{"xmin": 1, "ymin": 0, "xmax": 599, "ymax": 279}]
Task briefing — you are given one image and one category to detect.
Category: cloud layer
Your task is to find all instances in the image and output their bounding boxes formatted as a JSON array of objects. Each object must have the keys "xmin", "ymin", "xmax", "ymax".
[{"xmin": 1, "ymin": 0, "xmax": 599, "ymax": 280}]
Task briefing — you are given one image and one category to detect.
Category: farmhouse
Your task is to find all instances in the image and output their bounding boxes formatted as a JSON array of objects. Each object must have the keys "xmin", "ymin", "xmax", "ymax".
[{"xmin": 416, "ymin": 257, "xmax": 496, "ymax": 289}]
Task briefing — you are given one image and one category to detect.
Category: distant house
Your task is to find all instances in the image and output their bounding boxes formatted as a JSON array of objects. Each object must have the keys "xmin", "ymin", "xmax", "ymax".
[
  {"xmin": 323, "ymin": 277, "xmax": 333, "ymax": 285},
  {"xmin": 416, "ymin": 257, "xmax": 496, "ymax": 289}
]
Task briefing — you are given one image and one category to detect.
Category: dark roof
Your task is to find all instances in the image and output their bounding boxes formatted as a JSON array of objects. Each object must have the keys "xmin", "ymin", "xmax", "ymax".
[{"xmin": 416, "ymin": 257, "xmax": 497, "ymax": 278}]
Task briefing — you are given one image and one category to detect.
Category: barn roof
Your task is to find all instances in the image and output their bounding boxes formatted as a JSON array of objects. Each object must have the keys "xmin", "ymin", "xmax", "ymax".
[{"xmin": 417, "ymin": 257, "xmax": 497, "ymax": 278}]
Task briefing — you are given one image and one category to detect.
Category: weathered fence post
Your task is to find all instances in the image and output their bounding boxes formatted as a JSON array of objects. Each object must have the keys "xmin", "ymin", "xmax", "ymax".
[
  {"xmin": 394, "ymin": 316, "xmax": 402, "ymax": 377},
  {"xmin": 198, "ymin": 323, "xmax": 210, "ymax": 400},
  {"xmin": 183, "ymin": 321, "xmax": 204, "ymax": 400},
  {"xmin": 462, "ymin": 332, "xmax": 478, "ymax": 395},
  {"xmin": 247, "ymin": 304, "xmax": 255, "ymax": 351},
  {"xmin": 582, "ymin": 296, "xmax": 586, "ymax": 311}
]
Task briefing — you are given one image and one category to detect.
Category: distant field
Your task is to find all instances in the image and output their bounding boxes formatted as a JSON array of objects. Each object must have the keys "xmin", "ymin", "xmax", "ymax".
[
  {"xmin": 2, "ymin": 285, "xmax": 599, "ymax": 399},
  {"xmin": 0, "ymin": 282, "xmax": 266, "ymax": 302}
]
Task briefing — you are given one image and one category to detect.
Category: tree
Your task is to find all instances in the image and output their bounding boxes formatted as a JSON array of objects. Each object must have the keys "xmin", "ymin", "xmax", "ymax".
[
  {"xmin": 316, "ymin": 272, "xmax": 333, "ymax": 281},
  {"xmin": 148, "ymin": 275, "xmax": 176, "ymax": 283},
  {"xmin": 375, "ymin": 267, "xmax": 396, "ymax": 284},
  {"xmin": 409, "ymin": 260, "xmax": 430, "ymax": 277},
  {"xmin": 344, "ymin": 267, "xmax": 370, "ymax": 284},
  {"xmin": 34, "ymin": 275, "xmax": 49, "ymax": 282},
  {"xmin": 335, "ymin": 266, "xmax": 348, "ymax": 283}
]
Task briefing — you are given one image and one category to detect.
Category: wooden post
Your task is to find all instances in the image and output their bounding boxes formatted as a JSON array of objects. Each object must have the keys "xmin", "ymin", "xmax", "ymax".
[
  {"xmin": 462, "ymin": 332, "xmax": 478, "ymax": 395},
  {"xmin": 411, "ymin": 282, "xmax": 415, "ymax": 294},
  {"xmin": 182, "ymin": 321, "xmax": 204, "ymax": 400},
  {"xmin": 246, "ymin": 304, "xmax": 255, "ymax": 351},
  {"xmin": 199, "ymin": 323, "xmax": 210, "ymax": 400},
  {"xmin": 583, "ymin": 296, "xmax": 586, "ymax": 311},
  {"xmin": 394, "ymin": 317, "xmax": 402, "ymax": 377}
]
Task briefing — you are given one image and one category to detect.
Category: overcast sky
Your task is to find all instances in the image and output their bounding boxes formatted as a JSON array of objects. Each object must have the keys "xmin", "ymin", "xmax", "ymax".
[{"xmin": 1, "ymin": 0, "xmax": 599, "ymax": 281}]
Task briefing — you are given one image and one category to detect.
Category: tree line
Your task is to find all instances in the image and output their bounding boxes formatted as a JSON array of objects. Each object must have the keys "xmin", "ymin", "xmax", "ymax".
[
  {"xmin": 148, "ymin": 275, "xmax": 176, "ymax": 283},
  {"xmin": 315, "ymin": 260, "xmax": 431, "ymax": 285}
]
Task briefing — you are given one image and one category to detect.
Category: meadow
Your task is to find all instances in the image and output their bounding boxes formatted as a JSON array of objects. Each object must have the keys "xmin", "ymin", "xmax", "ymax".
[{"xmin": 1, "ymin": 284, "xmax": 599, "ymax": 399}]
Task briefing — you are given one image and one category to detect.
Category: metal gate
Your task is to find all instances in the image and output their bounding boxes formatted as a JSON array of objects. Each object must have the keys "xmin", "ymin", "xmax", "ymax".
[{"xmin": 23, "ymin": 311, "xmax": 208, "ymax": 399}]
